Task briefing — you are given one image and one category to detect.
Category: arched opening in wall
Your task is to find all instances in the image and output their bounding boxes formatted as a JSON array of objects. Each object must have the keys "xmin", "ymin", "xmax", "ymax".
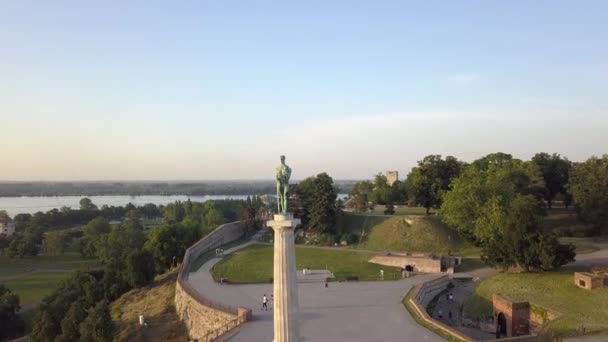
[
  {"xmin": 497, "ymin": 312, "xmax": 507, "ymax": 337},
  {"xmin": 405, "ymin": 265, "xmax": 414, "ymax": 272}
]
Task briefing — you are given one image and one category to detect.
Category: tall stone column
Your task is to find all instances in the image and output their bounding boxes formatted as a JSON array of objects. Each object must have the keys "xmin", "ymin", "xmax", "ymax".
[{"xmin": 267, "ymin": 214, "xmax": 300, "ymax": 342}]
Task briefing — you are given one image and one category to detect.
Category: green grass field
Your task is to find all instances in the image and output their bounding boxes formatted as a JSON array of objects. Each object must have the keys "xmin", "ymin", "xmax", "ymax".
[
  {"xmin": 463, "ymin": 269, "xmax": 608, "ymax": 337},
  {"xmin": 336, "ymin": 213, "xmax": 479, "ymax": 256},
  {"xmin": 0, "ymin": 252, "xmax": 99, "ymax": 278},
  {"xmin": 211, "ymin": 244, "xmax": 402, "ymax": 283},
  {"xmin": 4, "ymin": 272, "xmax": 72, "ymax": 305}
]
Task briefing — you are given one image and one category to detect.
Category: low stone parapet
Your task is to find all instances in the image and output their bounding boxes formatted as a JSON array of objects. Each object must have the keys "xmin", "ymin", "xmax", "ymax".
[{"xmin": 175, "ymin": 221, "xmax": 253, "ymax": 341}]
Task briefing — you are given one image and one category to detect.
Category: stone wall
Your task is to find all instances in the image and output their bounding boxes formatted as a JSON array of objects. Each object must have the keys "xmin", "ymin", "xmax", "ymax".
[
  {"xmin": 369, "ymin": 254, "xmax": 457, "ymax": 273},
  {"xmin": 175, "ymin": 221, "xmax": 251, "ymax": 341},
  {"xmin": 414, "ymin": 275, "xmax": 451, "ymax": 307},
  {"xmin": 405, "ymin": 275, "xmax": 473, "ymax": 342}
]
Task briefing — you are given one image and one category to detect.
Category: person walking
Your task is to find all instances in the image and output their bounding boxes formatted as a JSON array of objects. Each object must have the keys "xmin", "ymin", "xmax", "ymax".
[{"xmin": 262, "ymin": 294, "xmax": 268, "ymax": 311}]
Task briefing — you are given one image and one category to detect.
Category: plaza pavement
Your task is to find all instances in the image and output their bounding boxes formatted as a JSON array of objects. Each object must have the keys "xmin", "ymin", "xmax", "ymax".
[
  {"xmin": 188, "ymin": 242, "xmax": 446, "ymax": 342},
  {"xmin": 188, "ymin": 240, "xmax": 608, "ymax": 342}
]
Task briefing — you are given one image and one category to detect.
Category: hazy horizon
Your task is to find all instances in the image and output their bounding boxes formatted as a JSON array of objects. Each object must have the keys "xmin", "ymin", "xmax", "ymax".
[{"xmin": 2, "ymin": 1, "xmax": 607, "ymax": 181}]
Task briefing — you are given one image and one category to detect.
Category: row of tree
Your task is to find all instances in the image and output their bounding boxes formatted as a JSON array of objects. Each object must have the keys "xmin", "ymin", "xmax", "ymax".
[
  {"xmin": 347, "ymin": 153, "xmax": 608, "ymax": 271},
  {"xmin": 28, "ymin": 197, "xmax": 265, "ymax": 341},
  {"xmin": 349, "ymin": 153, "xmax": 608, "ymax": 235}
]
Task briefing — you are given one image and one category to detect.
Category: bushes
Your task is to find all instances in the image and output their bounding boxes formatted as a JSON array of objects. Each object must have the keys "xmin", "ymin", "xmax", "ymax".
[{"xmin": 339, "ymin": 233, "xmax": 357, "ymax": 246}]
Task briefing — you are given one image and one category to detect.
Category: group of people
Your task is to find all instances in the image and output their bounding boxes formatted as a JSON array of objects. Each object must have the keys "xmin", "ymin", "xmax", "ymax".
[
  {"xmin": 437, "ymin": 292, "xmax": 456, "ymax": 323},
  {"xmin": 261, "ymin": 294, "xmax": 274, "ymax": 311},
  {"xmin": 215, "ymin": 248, "xmax": 225, "ymax": 257}
]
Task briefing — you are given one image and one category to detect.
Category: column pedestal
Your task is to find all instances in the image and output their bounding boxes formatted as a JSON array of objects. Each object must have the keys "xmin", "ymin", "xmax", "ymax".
[{"xmin": 267, "ymin": 214, "xmax": 300, "ymax": 342}]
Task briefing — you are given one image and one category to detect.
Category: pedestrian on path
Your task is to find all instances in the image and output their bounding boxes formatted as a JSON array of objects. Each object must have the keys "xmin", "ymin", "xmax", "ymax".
[
  {"xmin": 438, "ymin": 309, "xmax": 443, "ymax": 320},
  {"xmin": 262, "ymin": 294, "xmax": 268, "ymax": 311}
]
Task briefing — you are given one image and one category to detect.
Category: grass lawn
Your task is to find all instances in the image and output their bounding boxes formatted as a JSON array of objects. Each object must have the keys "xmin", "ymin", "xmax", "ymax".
[
  {"xmin": 0, "ymin": 252, "xmax": 99, "ymax": 278},
  {"xmin": 337, "ymin": 213, "xmax": 479, "ymax": 256},
  {"xmin": 189, "ymin": 236, "xmax": 251, "ymax": 273},
  {"xmin": 463, "ymin": 269, "xmax": 608, "ymax": 337},
  {"xmin": 211, "ymin": 244, "xmax": 402, "ymax": 283},
  {"xmin": 111, "ymin": 268, "xmax": 188, "ymax": 342},
  {"xmin": 4, "ymin": 272, "xmax": 72, "ymax": 305}
]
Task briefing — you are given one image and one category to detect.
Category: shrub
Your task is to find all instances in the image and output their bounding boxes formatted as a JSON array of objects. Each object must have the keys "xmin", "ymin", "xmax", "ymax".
[
  {"xmin": 345, "ymin": 275, "xmax": 359, "ymax": 281},
  {"xmin": 339, "ymin": 233, "xmax": 357, "ymax": 245}
]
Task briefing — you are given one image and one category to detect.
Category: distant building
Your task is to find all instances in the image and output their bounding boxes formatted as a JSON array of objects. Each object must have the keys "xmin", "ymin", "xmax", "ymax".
[
  {"xmin": 0, "ymin": 217, "xmax": 15, "ymax": 236},
  {"xmin": 386, "ymin": 171, "xmax": 399, "ymax": 186}
]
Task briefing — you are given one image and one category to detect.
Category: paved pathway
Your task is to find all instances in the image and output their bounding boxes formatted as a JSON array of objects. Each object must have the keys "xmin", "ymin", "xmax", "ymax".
[{"xmin": 188, "ymin": 241, "xmax": 446, "ymax": 342}]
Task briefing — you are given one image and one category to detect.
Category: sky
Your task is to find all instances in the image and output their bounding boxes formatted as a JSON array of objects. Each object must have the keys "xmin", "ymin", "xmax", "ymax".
[{"xmin": 1, "ymin": 1, "xmax": 607, "ymax": 181}]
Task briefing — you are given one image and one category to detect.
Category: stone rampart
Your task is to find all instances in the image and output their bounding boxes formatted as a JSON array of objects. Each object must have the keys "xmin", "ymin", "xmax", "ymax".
[
  {"xmin": 405, "ymin": 275, "xmax": 473, "ymax": 342},
  {"xmin": 414, "ymin": 275, "xmax": 451, "ymax": 307},
  {"xmin": 175, "ymin": 221, "xmax": 251, "ymax": 341},
  {"xmin": 370, "ymin": 255, "xmax": 443, "ymax": 273}
]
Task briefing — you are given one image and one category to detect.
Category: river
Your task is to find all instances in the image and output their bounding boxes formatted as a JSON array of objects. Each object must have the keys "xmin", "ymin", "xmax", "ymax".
[{"xmin": 0, "ymin": 194, "xmax": 349, "ymax": 218}]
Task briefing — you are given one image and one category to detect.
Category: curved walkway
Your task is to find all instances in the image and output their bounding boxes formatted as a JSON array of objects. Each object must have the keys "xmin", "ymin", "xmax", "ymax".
[{"xmin": 187, "ymin": 241, "xmax": 446, "ymax": 342}]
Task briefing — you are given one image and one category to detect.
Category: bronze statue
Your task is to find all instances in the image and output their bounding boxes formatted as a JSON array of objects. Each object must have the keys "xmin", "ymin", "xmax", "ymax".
[{"xmin": 276, "ymin": 155, "xmax": 292, "ymax": 215}]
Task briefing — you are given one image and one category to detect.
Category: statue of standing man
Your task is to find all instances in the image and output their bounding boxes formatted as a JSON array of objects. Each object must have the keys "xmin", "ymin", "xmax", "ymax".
[{"xmin": 276, "ymin": 155, "xmax": 292, "ymax": 215}]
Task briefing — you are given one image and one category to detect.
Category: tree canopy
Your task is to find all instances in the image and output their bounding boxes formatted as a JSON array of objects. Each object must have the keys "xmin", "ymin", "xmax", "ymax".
[
  {"xmin": 405, "ymin": 155, "xmax": 464, "ymax": 214},
  {"xmin": 568, "ymin": 155, "xmax": 608, "ymax": 234},
  {"xmin": 292, "ymin": 173, "xmax": 338, "ymax": 235},
  {"xmin": 532, "ymin": 152, "xmax": 572, "ymax": 208},
  {"xmin": 441, "ymin": 153, "xmax": 574, "ymax": 271}
]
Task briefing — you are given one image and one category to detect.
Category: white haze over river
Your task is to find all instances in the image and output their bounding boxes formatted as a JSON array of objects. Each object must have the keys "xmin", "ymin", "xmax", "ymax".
[{"xmin": 0, "ymin": 194, "xmax": 349, "ymax": 218}]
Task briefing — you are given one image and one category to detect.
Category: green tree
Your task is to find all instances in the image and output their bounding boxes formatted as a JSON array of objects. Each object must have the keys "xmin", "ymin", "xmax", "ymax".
[
  {"xmin": 441, "ymin": 154, "xmax": 573, "ymax": 271},
  {"xmin": 293, "ymin": 173, "xmax": 338, "ymax": 234},
  {"xmin": 79, "ymin": 198, "xmax": 98, "ymax": 211},
  {"xmin": 42, "ymin": 231, "xmax": 67, "ymax": 256},
  {"xmin": 480, "ymin": 195, "xmax": 574, "ymax": 271},
  {"xmin": 0, "ymin": 284, "xmax": 24, "ymax": 340},
  {"xmin": 31, "ymin": 307, "xmax": 57, "ymax": 342},
  {"xmin": 568, "ymin": 155, "xmax": 608, "ymax": 234},
  {"xmin": 348, "ymin": 181, "xmax": 373, "ymax": 213},
  {"xmin": 79, "ymin": 300, "xmax": 114, "ymax": 342},
  {"xmin": 203, "ymin": 201, "xmax": 226, "ymax": 229},
  {"xmin": 0, "ymin": 233, "xmax": 10, "ymax": 255},
  {"xmin": 7, "ymin": 226, "xmax": 41, "ymax": 258},
  {"xmin": 163, "ymin": 201, "xmax": 185, "ymax": 223},
  {"xmin": 125, "ymin": 249, "xmax": 157, "ymax": 288},
  {"xmin": 95, "ymin": 223, "xmax": 145, "ymax": 265},
  {"xmin": 79, "ymin": 217, "xmax": 111, "ymax": 258},
  {"xmin": 55, "ymin": 299, "xmax": 88, "ymax": 342},
  {"xmin": 145, "ymin": 222, "xmax": 200, "ymax": 271},
  {"xmin": 531, "ymin": 152, "xmax": 573, "ymax": 208},
  {"xmin": 405, "ymin": 155, "xmax": 463, "ymax": 215}
]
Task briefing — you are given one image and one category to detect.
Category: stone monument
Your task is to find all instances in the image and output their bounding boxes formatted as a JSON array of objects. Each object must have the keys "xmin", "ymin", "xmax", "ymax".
[{"xmin": 267, "ymin": 155, "xmax": 301, "ymax": 342}]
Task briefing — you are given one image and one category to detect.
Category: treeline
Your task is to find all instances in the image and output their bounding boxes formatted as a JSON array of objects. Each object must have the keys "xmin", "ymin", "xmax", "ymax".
[
  {"xmin": 0, "ymin": 180, "xmax": 356, "ymax": 197},
  {"xmin": 349, "ymin": 153, "xmax": 608, "ymax": 272},
  {"xmin": 0, "ymin": 196, "xmax": 267, "ymax": 259},
  {"xmin": 26, "ymin": 196, "xmax": 266, "ymax": 342}
]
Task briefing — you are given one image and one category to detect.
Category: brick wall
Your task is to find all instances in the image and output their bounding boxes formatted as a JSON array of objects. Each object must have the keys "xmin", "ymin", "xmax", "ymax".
[{"xmin": 493, "ymin": 294, "xmax": 530, "ymax": 337}]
